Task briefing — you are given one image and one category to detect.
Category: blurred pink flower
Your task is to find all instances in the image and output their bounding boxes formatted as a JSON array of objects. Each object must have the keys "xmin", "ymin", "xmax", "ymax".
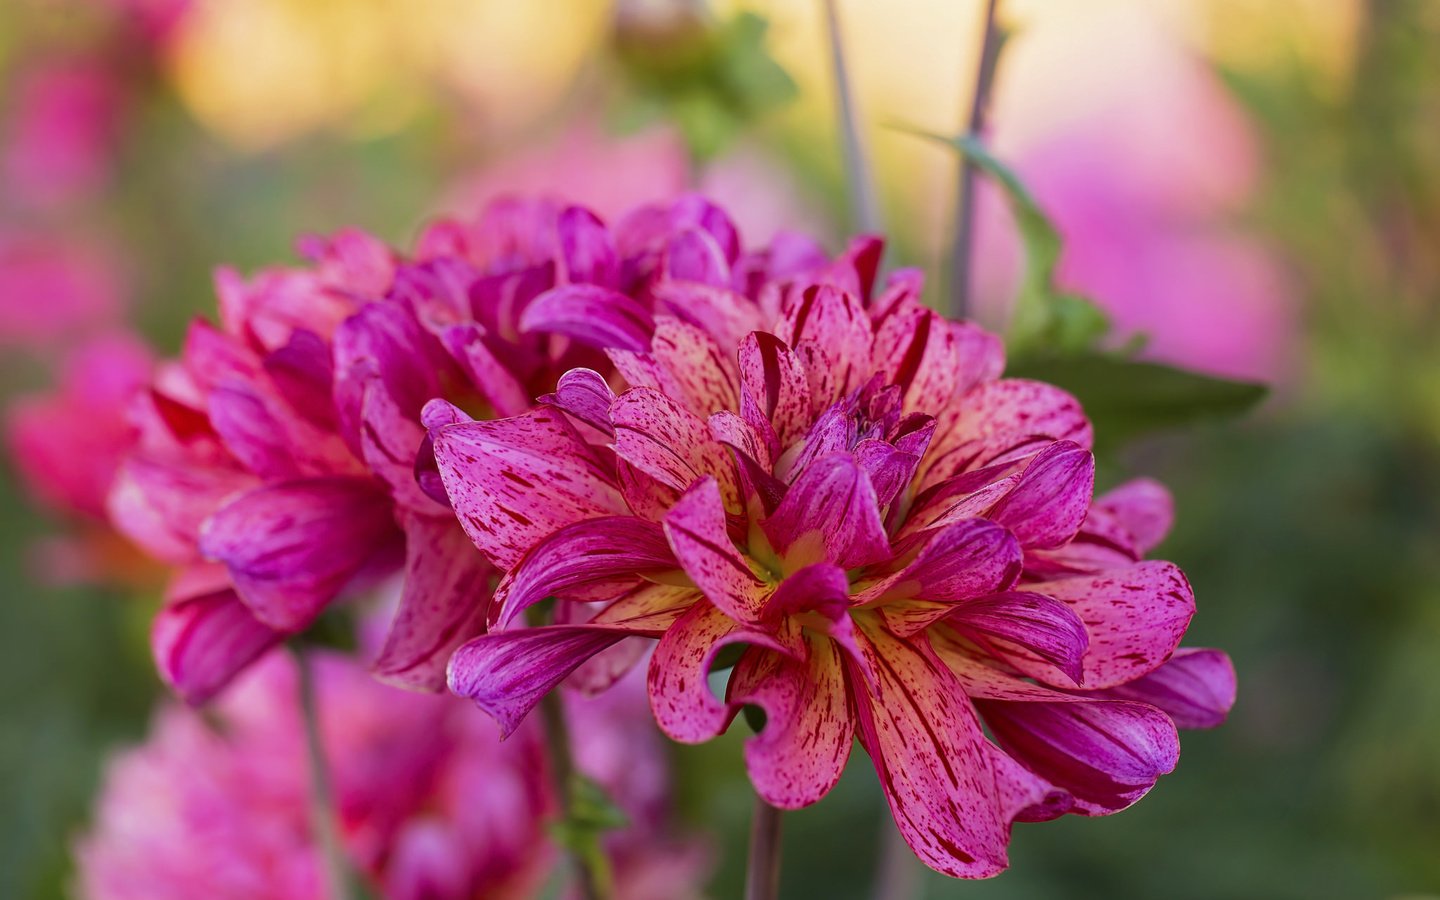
[
  {"xmin": 6, "ymin": 332, "xmax": 151, "ymax": 520},
  {"xmin": 446, "ymin": 121, "xmax": 823, "ymax": 246},
  {"xmin": 0, "ymin": 232, "xmax": 127, "ymax": 349},
  {"xmin": 428, "ymin": 205, "xmax": 1234, "ymax": 878},
  {"xmin": 2, "ymin": 58, "xmax": 126, "ymax": 209},
  {"xmin": 76, "ymin": 650, "xmax": 706, "ymax": 900},
  {"xmin": 4, "ymin": 331, "xmax": 156, "ymax": 585},
  {"xmin": 977, "ymin": 47, "xmax": 1293, "ymax": 381},
  {"xmin": 109, "ymin": 194, "xmax": 824, "ymax": 703}
]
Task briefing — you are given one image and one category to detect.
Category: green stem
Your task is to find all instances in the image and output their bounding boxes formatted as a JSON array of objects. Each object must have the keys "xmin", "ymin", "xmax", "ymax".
[
  {"xmin": 822, "ymin": 0, "xmax": 881, "ymax": 233},
  {"xmin": 540, "ymin": 681, "xmax": 612, "ymax": 900},
  {"xmin": 950, "ymin": 0, "xmax": 1003, "ymax": 319},
  {"xmin": 294, "ymin": 647, "xmax": 358, "ymax": 900},
  {"xmin": 744, "ymin": 794, "xmax": 785, "ymax": 900}
]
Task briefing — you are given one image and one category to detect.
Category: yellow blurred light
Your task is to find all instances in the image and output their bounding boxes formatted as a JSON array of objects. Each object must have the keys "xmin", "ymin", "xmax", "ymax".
[{"xmin": 167, "ymin": 0, "xmax": 613, "ymax": 151}]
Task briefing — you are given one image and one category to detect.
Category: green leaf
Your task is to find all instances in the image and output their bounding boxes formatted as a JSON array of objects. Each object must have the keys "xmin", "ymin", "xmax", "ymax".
[
  {"xmin": 892, "ymin": 126, "xmax": 1109, "ymax": 355},
  {"xmin": 1007, "ymin": 355, "xmax": 1269, "ymax": 452}
]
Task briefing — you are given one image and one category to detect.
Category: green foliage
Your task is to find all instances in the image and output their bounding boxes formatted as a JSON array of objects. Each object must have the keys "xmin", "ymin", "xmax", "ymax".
[
  {"xmin": 897, "ymin": 127, "xmax": 1267, "ymax": 449},
  {"xmin": 548, "ymin": 773, "xmax": 628, "ymax": 896},
  {"xmin": 1007, "ymin": 356, "xmax": 1268, "ymax": 454},
  {"xmin": 611, "ymin": 10, "xmax": 796, "ymax": 163}
]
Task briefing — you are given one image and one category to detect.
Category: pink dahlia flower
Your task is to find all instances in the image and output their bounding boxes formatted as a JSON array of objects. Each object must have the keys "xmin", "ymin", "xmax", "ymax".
[
  {"xmin": 2, "ymin": 58, "xmax": 126, "ymax": 209},
  {"xmin": 0, "ymin": 232, "xmax": 127, "ymax": 350},
  {"xmin": 429, "ymin": 216, "xmax": 1234, "ymax": 878},
  {"xmin": 76, "ymin": 650, "xmax": 707, "ymax": 900},
  {"xmin": 4, "ymin": 331, "xmax": 156, "ymax": 585},
  {"xmin": 108, "ymin": 194, "xmax": 824, "ymax": 703}
]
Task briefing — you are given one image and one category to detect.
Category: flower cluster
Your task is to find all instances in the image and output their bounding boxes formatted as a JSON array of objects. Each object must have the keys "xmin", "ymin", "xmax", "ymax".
[
  {"xmin": 76, "ymin": 650, "xmax": 708, "ymax": 900},
  {"xmin": 109, "ymin": 194, "xmax": 822, "ymax": 702},
  {"xmin": 100, "ymin": 191, "xmax": 1233, "ymax": 882},
  {"xmin": 425, "ymin": 203, "xmax": 1236, "ymax": 877}
]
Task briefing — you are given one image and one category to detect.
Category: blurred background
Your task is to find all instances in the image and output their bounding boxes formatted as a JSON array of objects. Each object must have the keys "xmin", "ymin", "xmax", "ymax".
[{"xmin": 2, "ymin": 0, "xmax": 1438, "ymax": 897}]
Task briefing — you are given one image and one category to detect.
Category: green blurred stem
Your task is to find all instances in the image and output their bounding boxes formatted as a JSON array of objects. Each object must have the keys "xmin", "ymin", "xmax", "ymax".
[
  {"xmin": 745, "ymin": 794, "xmax": 785, "ymax": 900},
  {"xmin": 294, "ymin": 646, "xmax": 358, "ymax": 900},
  {"xmin": 950, "ymin": 0, "xmax": 1003, "ymax": 319},
  {"xmin": 539, "ymin": 678, "xmax": 611, "ymax": 900},
  {"xmin": 871, "ymin": 821, "xmax": 920, "ymax": 900},
  {"xmin": 822, "ymin": 0, "xmax": 881, "ymax": 233}
]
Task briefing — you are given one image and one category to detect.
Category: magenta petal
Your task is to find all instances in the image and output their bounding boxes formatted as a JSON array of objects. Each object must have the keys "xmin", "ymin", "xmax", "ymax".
[
  {"xmin": 152, "ymin": 569, "xmax": 284, "ymax": 705},
  {"xmin": 729, "ymin": 638, "xmax": 853, "ymax": 808},
  {"xmin": 664, "ymin": 227, "xmax": 731, "ymax": 286},
  {"xmin": 448, "ymin": 625, "xmax": 637, "ymax": 737},
  {"xmin": 865, "ymin": 518, "xmax": 1021, "ymax": 611},
  {"xmin": 663, "ymin": 479, "xmax": 769, "ymax": 623},
  {"xmin": 989, "ymin": 441, "xmax": 1095, "ymax": 550},
  {"xmin": 199, "ymin": 477, "xmax": 399, "ymax": 632},
  {"xmin": 873, "ymin": 307, "xmax": 964, "ymax": 417},
  {"xmin": 947, "ymin": 591, "xmax": 1090, "ymax": 686},
  {"xmin": 1101, "ymin": 648, "xmax": 1237, "ymax": 730},
  {"xmin": 357, "ymin": 377, "xmax": 434, "ymax": 514},
  {"xmin": 763, "ymin": 453, "xmax": 891, "ymax": 570},
  {"xmin": 438, "ymin": 323, "xmax": 531, "ymax": 418},
  {"xmin": 539, "ymin": 367, "xmax": 616, "ymax": 437},
  {"xmin": 206, "ymin": 384, "xmax": 301, "ymax": 479},
  {"xmin": 431, "ymin": 407, "xmax": 626, "ymax": 570},
  {"xmin": 493, "ymin": 516, "xmax": 677, "ymax": 628},
  {"xmin": 848, "ymin": 620, "xmax": 1017, "ymax": 878},
  {"xmin": 738, "ymin": 332, "xmax": 811, "ymax": 449},
  {"xmin": 975, "ymin": 699, "xmax": 1180, "ymax": 813},
  {"xmin": 853, "ymin": 439, "xmax": 922, "ymax": 513},
  {"xmin": 922, "ymin": 379, "xmax": 1092, "ymax": 490},
  {"xmin": 611, "ymin": 387, "xmax": 738, "ymax": 507},
  {"xmin": 779, "ymin": 285, "xmax": 874, "ymax": 413},
  {"xmin": 108, "ymin": 456, "xmax": 258, "ymax": 563},
  {"xmin": 768, "ymin": 562, "xmax": 851, "ymax": 621},
  {"xmin": 557, "ymin": 205, "xmax": 619, "ymax": 288},
  {"xmin": 1030, "ymin": 561, "xmax": 1196, "ymax": 689},
  {"xmin": 1095, "ymin": 478, "xmax": 1174, "ymax": 554},
  {"xmin": 519, "ymin": 284, "xmax": 655, "ymax": 352},
  {"xmin": 372, "ymin": 516, "xmax": 493, "ymax": 691},
  {"xmin": 647, "ymin": 601, "xmax": 786, "ymax": 744}
]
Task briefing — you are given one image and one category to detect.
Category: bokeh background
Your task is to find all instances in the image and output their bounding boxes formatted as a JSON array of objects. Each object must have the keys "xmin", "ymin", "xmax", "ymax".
[{"xmin": 2, "ymin": 0, "xmax": 1438, "ymax": 897}]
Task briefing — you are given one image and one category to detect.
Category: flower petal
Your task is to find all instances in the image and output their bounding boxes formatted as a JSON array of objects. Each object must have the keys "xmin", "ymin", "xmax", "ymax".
[
  {"xmin": 610, "ymin": 317, "xmax": 738, "ymax": 419},
  {"xmin": 728, "ymin": 637, "xmax": 853, "ymax": 808},
  {"xmin": 1100, "ymin": 648, "xmax": 1236, "ymax": 730},
  {"xmin": 372, "ymin": 515, "xmax": 494, "ymax": 691},
  {"xmin": 1095, "ymin": 478, "xmax": 1174, "ymax": 555},
  {"xmin": 946, "ymin": 591, "xmax": 1090, "ymax": 686},
  {"xmin": 611, "ymin": 387, "xmax": 738, "ymax": 508},
  {"xmin": 1029, "ymin": 561, "xmax": 1196, "ymax": 689},
  {"xmin": 431, "ymin": 406, "xmax": 627, "ymax": 570},
  {"xmin": 493, "ymin": 516, "xmax": 677, "ymax": 628},
  {"xmin": 199, "ymin": 477, "xmax": 400, "ymax": 632},
  {"xmin": 663, "ymin": 478, "xmax": 770, "ymax": 623},
  {"xmin": 151, "ymin": 566, "xmax": 285, "ymax": 705},
  {"xmin": 647, "ymin": 601, "xmax": 787, "ymax": 743},
  {"xmin": 108, "ymin": 456, "xmax": 258, "ymax": 562},
  {"xmin": 539, "ymin": 367, "xmax": 616, "ymax": 437},
  {"xmin": 777, "ymin": 285, "xmax": 874, "ymax": 413},
  {"xmin": 863, "ymin": 518, "xmax": 1021, "ymax": 618},
  {"xmin": 557, "ymin": 205, "xmax": 619, "ymax": 288},
  {"xmin": 975, "ymin": 699, "xmax": 1180, "ymax": 813},
  {"xmin": 988, "ymin": 441, "xmax": 1094, "ymax": 550},
  {"xmin": 847, "ymin": 618, "xmax": 1015, "ymax": 878},
  {"xmin": 737, "ymin": 331, "xmax": 811, "ymax": 450},
  {"xmin": 763, "ymin": 453, "xmax": 891, "ymax": 570},
  {"xmin": 449, "ymin": 625, "xmax": 637, "ymax": 738},
  {"xmin": 519, "ymin": 284, "xmax": 654, "ymax": 352}
]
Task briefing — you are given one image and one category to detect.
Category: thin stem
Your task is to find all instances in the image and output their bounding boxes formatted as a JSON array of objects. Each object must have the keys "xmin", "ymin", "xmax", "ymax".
[
  {"xmin": 744, "ymin": 794, "xmax": 785, "ymax": 900},
  {"xmin": 822, "ymin": 0, "xmax": 881, "ymax": 233},
  {"xmin": 950, "ymin": 0, "xmax": 1003, "ymax": 320},
  {"xmin": 294, "ymin": 647, "xmax": 357, "ymax": 900},
  {"xmin": 539, "ymin": 691, "xmax": 610, "ymax": 900},
  {"xmin": 870, "ymin": 820, "xmax": 920, "ymax": 900}
]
